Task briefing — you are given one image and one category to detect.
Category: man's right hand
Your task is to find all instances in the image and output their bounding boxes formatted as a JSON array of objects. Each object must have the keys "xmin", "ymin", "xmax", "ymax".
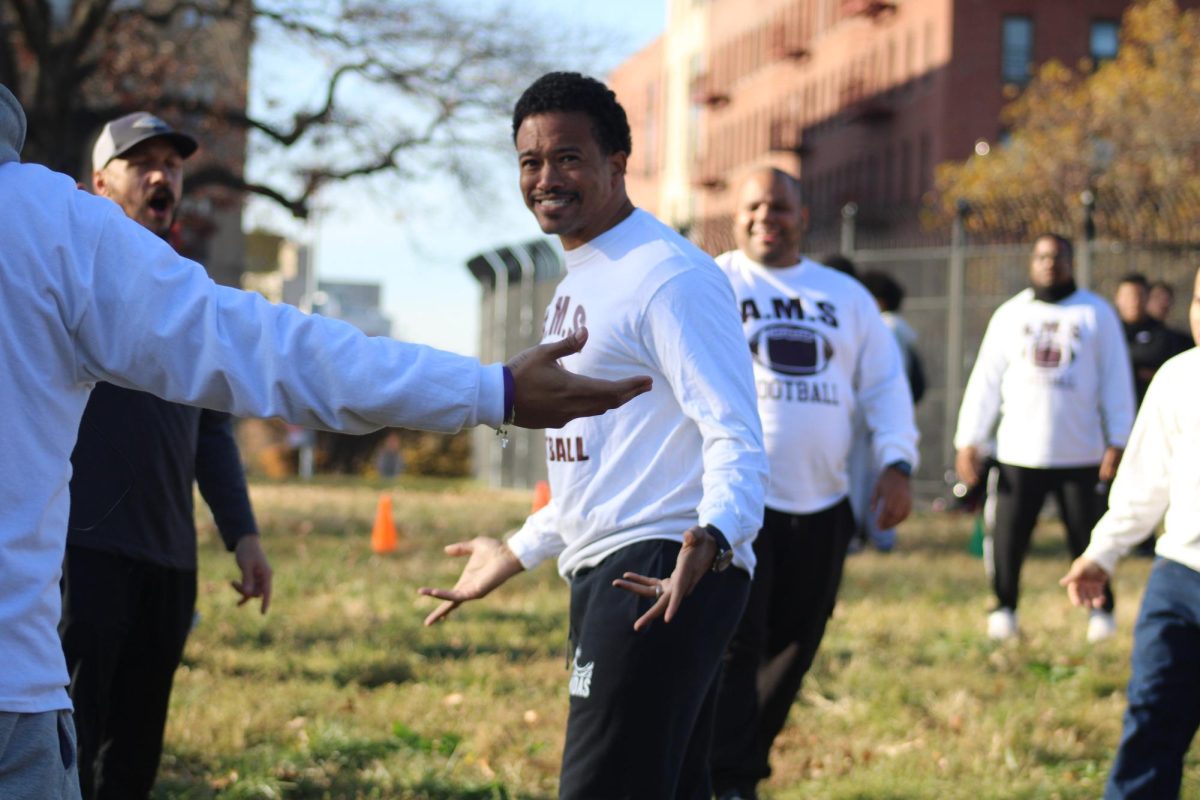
[
  {"xmin": 955, "ymin": 445, "xmax": 982, "ymax": 487},
  {"xmin": 1060, "ymin": 556, "xmax": 1111, "ymax": 609},
  {"xmin": 417, "ymin": 537, "xmax": 525, "ymax": 626},
  {"xmin": 506, "ymin": 328, "xmax": 652, "ymax": 429}
]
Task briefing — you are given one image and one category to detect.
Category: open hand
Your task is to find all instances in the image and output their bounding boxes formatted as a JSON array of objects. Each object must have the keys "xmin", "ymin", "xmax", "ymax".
[
  {"xmin": 611, "ymin": 526, "xmax": 717, "ymax": 631},
  {"xmin": 1060, "ymin": 556, "xmax": 1111, "ymax": 609},
  {"xmin": 418, "ymin": 537, "xmax": 524, "ymax": 626},
  {"xmin": 507, "ymin": 328, "xmax": 652, "ymax": 429}
]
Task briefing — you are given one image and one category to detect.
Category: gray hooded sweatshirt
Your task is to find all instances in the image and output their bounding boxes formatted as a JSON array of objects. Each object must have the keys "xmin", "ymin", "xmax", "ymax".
[{"xmin": 0, "ymin": 82, "xmax": 25, "ymax": 165}]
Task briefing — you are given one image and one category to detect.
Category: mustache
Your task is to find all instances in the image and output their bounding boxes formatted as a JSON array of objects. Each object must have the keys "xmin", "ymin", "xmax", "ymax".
[{"xmin": 532, "ymin": 190, "xmax": 579, "ymax": 202}]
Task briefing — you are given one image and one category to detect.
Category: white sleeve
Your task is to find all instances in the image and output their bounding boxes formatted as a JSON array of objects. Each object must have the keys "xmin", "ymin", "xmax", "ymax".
[
  {"xmin": 954, "ymin": 307, "xmax": 1009, "ymax": 450},
  {"xmin": 1083, "ymin": 373, "xmax": 1174, "ymax": 573},
  {"xmin": 854, "ymin": 296, "xmax": 920, "ymax": 469},
  {"xmin": 73, "ymin": 199, "xmax": 504, "ymax": 433},
  {"xmin": 506, "ymin": 499, "xmax": 566, "ymax": 570},
  {"xmin": 639, "ymin": 269, "xmax": 767, "ymax": 550},
  {"xmin": 1095, "ymin": 301, "xmax": 1136, "ymax": 449}
]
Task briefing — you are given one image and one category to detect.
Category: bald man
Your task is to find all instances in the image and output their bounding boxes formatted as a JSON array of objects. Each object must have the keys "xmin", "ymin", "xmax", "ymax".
[{"xmin": 709, "ymin": 167, "xmax": 919, "ymax": 800}]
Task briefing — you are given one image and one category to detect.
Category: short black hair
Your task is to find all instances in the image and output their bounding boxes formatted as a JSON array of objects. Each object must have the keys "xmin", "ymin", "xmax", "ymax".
[
  {"xmin": 861, "ymin": 270, "xmax": 906, "ymax": 312},
  {"xmin": 512, "ymin": 72, "xmax": 632, "ymax": 157},
  {"xmin": 820, "ymin": 253, "xmax": 857, "ymax": 279},
  {"xmin": 1118, "ymin": 272, "xmax": 1149, "ymax": 289},
  {"xmin": 1034, "ymin": 232, "xmax": 1074, "ymax": 261}
]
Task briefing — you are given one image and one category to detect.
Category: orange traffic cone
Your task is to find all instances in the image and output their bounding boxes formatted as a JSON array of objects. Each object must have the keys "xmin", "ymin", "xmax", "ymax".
[
  {"xmin": 371, "ymin": 493, "xmax": 398, "ymax": 554},
  {"xmin": 531, "ymin": 480, "xmax": 551, "ymax": 513}
]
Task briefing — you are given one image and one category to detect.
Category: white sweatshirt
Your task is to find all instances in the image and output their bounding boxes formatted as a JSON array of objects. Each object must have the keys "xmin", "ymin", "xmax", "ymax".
[
  {"xmin": 954, "ymin": 287, "xmax": 1135, "ymax": 467},
  {"xmin": 506, "ymin": 211, "xmax": 767, "ymax": 578},
  {"xmin": 0, "ymin": 162, "xmax": 504, "ymax": 714},
  {"xmin": 1083, "ymin": 349, "xmax": 1200, "ymax": 575},
  {"xmin": 716, "ymin": 251, "xmax": 919, "ymax": 515}
]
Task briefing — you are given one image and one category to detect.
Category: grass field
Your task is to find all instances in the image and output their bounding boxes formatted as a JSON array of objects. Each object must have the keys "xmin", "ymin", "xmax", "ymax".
[{"xmin": 152, "ymin": 477, "xmax": 1196, "ymax": 799}]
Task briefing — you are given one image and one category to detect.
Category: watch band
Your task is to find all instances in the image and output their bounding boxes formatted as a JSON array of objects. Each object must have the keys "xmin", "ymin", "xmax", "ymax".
[{"xmin": 704, "ymin": 524, "xmax": 734, "ymax": 572}]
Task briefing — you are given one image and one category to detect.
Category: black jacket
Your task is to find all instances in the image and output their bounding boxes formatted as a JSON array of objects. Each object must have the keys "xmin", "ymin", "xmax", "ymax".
[{"xmin": 67, "ymin": 383, "xmax": 257, "ymax": 570}]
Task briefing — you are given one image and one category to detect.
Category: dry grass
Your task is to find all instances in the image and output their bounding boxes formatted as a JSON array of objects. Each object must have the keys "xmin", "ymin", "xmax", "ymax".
[{"xmin": 154, "ymin": 477, "xmax": 1198, "ymax": 799}]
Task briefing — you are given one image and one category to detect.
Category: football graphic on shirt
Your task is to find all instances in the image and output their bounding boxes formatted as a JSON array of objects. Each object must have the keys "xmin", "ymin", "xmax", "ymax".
[
  {"xmin": 750, "ymin": 323, "xmax": 834, "ymax": 376},
  {"xmin": 1023, "ymin": 320, "xmax": 1077, "ymax": 370}
]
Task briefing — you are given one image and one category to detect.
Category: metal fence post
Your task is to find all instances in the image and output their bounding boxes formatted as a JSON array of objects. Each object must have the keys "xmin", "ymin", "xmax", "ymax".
[
  {"xmin": 840, "ymin": 202, "xmax": 858, "ymax": 255},
  {"xmin": 481, "ymin": 252, "xmax": 509, "ymax": 488},
  {"xmin": 943, "ymin": 200, "xmax": 969, "ymax": 470},
  {"xmin": 1077, "ymin": 189, "xmax": 1096, "ymax": 290}
]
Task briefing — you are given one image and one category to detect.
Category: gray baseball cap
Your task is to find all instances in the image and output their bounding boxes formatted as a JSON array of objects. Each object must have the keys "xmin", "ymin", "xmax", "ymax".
[{"xmin": 92, "ymin": 111, "xmax": 198, "ymax": 171}]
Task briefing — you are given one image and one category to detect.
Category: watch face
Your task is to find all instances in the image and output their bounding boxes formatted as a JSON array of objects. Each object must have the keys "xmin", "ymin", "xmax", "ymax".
[{"xmin": 713, "ymin": 549, "xmax": 734, "ymax": 573}]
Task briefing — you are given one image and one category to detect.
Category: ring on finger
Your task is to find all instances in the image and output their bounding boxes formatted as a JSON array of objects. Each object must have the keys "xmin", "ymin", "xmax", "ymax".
[{"xmin": 654, "ymin": 583, "xmax": 663, "ymax": 599}]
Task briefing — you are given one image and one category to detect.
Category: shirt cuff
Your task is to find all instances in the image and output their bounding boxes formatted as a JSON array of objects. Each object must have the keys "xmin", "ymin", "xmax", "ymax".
[
  {"xmin": 1081, "ymin": 540, "xmax": 1124, "ymax": 576},
  {"xmin": 476, "ymin": 363, "xmax": 507, "ymax": 429},
  {"xmin": 506, "ymin": 527, "xmax": 551, "ymax": 571},
  {"xmin": 699, "ymin": 510, "xmax": 743, "ymax": 549}
]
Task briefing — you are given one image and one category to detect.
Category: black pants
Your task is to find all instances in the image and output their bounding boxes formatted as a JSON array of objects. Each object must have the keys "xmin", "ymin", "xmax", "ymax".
[
  {"xmin": 557, "ymin": 539, "xmax": 750, "ymax": 800},
  {"xmin": 710, "ymin": 500, "xmax": 856, "ymax": 795},
  {"xmin": 990, "ymin": 463, "xmax": 1113, "ymax": 613},
  {"xmin": 59, "ymin": 546, "xmax": 197, "ymax": 800}
]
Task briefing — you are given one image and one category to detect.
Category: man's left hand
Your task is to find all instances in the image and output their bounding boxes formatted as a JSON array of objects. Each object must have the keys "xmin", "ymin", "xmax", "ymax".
[
  {"xmin": 872, "ymin": 466, "xmax": 913, "ymax": 530},
  {"xmin": 1099, "ymin": 446, "xmax": 1124, "ymax": 484},
  {"xmin": 232, "ymin": 534, "xmax": 273, "ymax": 614},
  {"xmin": 612, "ymin": 526, "xmax": 718, "ymax": 631}
]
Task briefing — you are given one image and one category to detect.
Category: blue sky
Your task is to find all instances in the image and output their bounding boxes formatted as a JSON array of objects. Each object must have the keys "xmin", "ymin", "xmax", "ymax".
[{"xmin": 248, "ymin": 1, "xmax": 666, "ymax": 356}]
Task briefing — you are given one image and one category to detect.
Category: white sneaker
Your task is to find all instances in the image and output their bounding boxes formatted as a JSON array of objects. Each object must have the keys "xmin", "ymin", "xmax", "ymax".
[
  {"xmin": 1087, "ymin": 610, "xmax": 1117, "ymax": 643},
  {"xmin": 987, "ymin": 608, "xmax": 1019, "ymax": 641}
]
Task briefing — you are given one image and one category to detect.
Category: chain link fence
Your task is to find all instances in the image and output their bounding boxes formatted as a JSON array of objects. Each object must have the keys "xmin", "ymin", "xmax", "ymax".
[{"xmin": 690, "ymin": 199, "xmax": 1199, "ymax": 502}]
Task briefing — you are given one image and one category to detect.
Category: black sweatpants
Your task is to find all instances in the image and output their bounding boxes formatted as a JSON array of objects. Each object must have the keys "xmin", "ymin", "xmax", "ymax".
[
  {"xmin": 990, "ymin": 463, "xmax": 1113, "ymax": 613},
  {"xmin": 59, "ymin": 546, "xmax": 197, "ymax": 800},
  {"xmin": 710, "ymin": 500, "xmax": 856, "ymax": 795},
  {"xmin": 557, "ymin": 539, "xmax": 750, "ymax": 800}
]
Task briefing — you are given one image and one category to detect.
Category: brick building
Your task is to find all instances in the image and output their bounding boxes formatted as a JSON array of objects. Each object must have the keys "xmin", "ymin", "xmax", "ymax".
[{"xmin": 610, "ymin": 0, "xmax": 1190, "ymax": 251}]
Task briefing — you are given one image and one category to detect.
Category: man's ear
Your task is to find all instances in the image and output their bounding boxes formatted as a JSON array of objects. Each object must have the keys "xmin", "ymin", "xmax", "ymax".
[
  {"xmin": 91, "ymin": 169, "xmax": 107, "ymax": 196},
  {"xmin": 800, "ymin": 206, "xmax": 811, "ymax": 233},
  {"xmin": 608, "ymin": 151, "xmax": 628, "ymax": 183}
]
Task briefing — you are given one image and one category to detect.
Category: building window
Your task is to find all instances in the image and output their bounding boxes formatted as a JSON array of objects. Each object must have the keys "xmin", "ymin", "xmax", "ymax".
[
  {"xmin": 1091, "ymin": 19, "xmax": 1119, "ymax": 64},
  {"xmin": 1001, "ymin": 15, "xmax": 1034, "ymax": 86}
]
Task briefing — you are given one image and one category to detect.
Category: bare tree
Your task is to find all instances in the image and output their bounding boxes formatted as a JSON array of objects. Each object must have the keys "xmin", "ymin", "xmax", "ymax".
[{"xmin": 2, "ymin": 0, "xmax": 600, "ymax": 218}]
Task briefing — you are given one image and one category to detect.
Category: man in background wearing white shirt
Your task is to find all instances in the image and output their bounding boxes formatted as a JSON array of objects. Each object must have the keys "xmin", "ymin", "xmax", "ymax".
[
  {"xmin": 417, "ymin": 72, "xmax": 766, "ymax": 799},
  {"xmin": 955, "ymin": 234, "xmax": 1135, "ymax": 642},
  {"xmin": 709, "ymin": 167, "xmax": 918, "ymax": 800},
  {"xmin": 1061, "ymin": 265, "xmax": 1199, "ymax": 799}
]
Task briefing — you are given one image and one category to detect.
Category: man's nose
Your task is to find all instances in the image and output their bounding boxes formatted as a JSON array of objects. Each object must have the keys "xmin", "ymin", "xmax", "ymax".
[{"xmin": 536, "ymin": 162, "xmax": 563, "ymax": 191}]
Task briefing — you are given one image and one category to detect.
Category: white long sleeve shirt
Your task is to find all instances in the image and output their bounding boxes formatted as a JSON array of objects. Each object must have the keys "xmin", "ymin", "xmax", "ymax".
[
  {"xmin": 1082, "ymin": 349, "xmax": 1200, "ymax": 575},
  {"xmin": 0, "ymin": 162, "xmax": 504, "ymax": 713},
  {"xmin": 716, "ymin": 251, "xmax": 919, "ymax": 515},
  {"xmin": 505, "ymin": 210, "xmax": 767, "ymax": 578},
  {"xmin": 954, "ymin": 287, "xmax": 1135, "ymax": 467}
]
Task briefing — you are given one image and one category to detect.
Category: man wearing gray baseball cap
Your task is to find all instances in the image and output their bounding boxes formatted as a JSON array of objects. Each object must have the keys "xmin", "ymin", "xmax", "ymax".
[
  {"xmin": 0, "ymin": 83, "xmax": 650, "ymax": 799},
  {"xmin": 88, "ymin": 111, "xmax": 197, "ymax": 236},
  {"xmin": 62, "ymin": 111, "xmax": 270, "ymax": 800}
]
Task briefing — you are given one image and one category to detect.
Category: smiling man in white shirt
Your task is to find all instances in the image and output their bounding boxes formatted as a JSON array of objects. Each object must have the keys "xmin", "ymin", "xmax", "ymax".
[
  {"xmin": 708, "ymin": 167, "xmax": 918, "ymax": 800},
  {"xmin": 1061, "ymin": 266, "xmax": 1199, "ymax": 799},
  {"xmin": 418, "ymin": 72, "xmax": 766, "ymax": 800}
]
